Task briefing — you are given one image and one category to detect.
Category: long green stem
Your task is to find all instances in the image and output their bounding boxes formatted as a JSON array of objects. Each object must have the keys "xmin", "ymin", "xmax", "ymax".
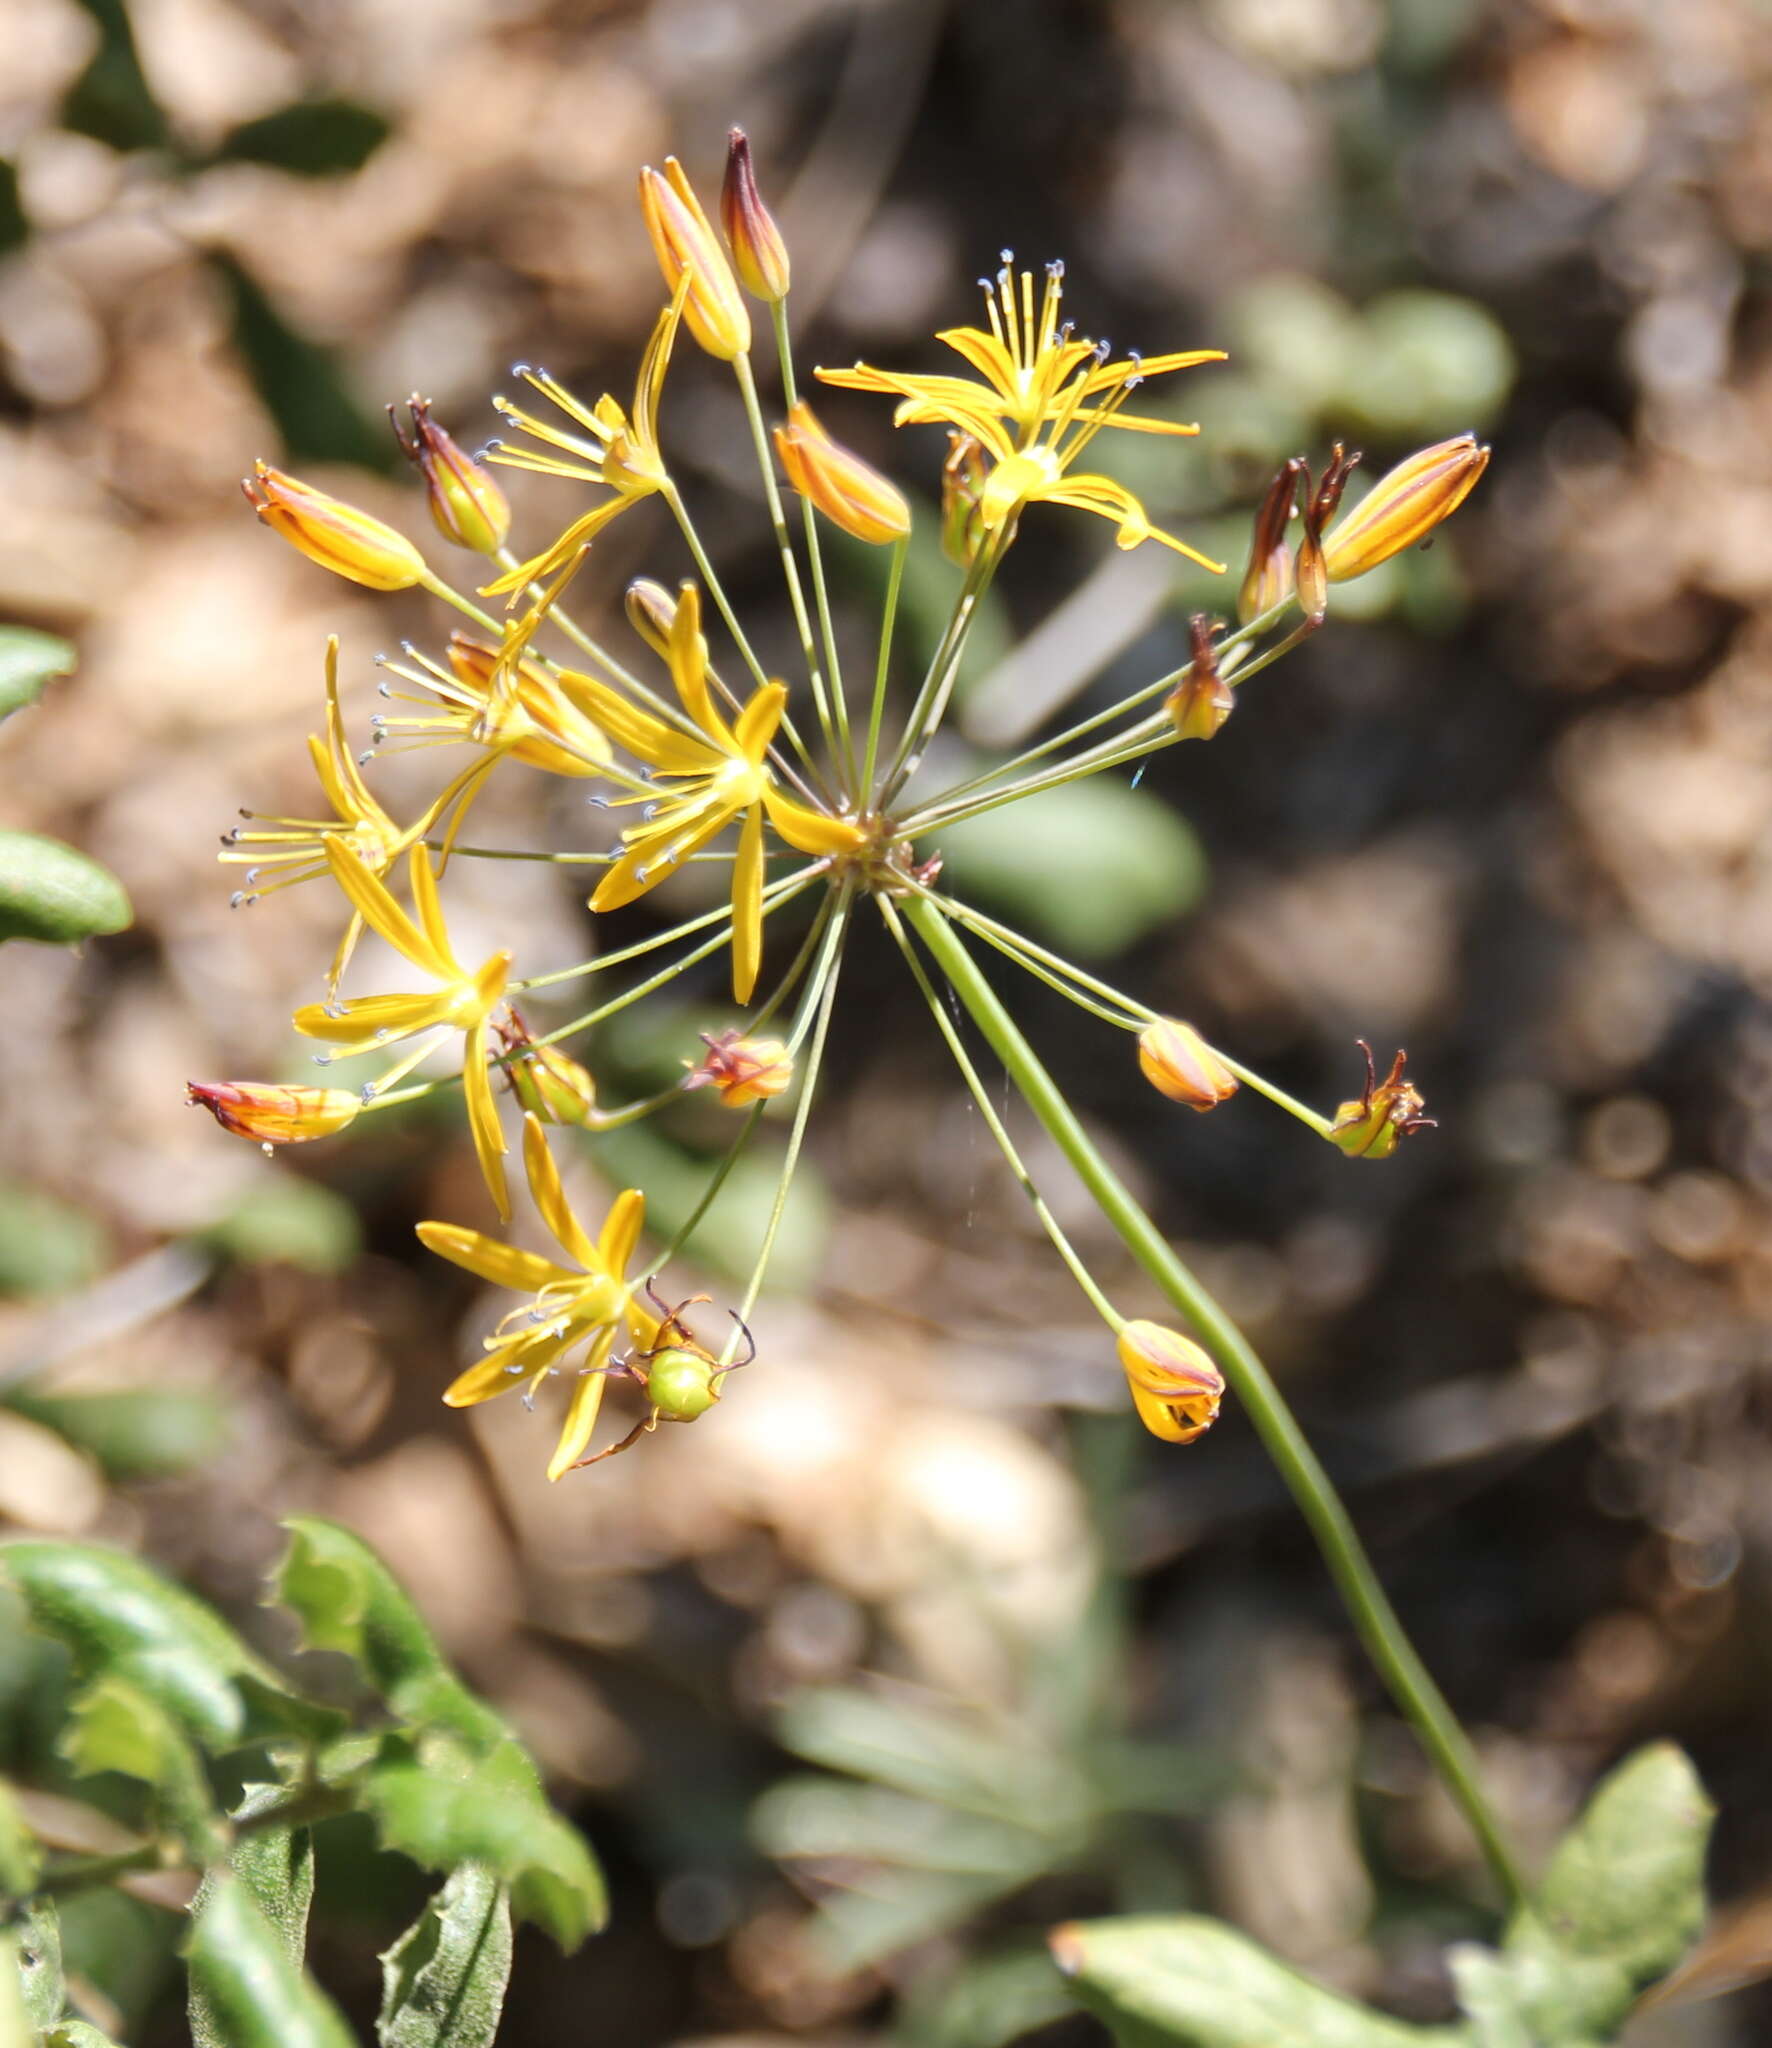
[
  {"xmin": 877, "ymin": 535, "xmax": 1004, "ymax": 806},
  {"xmin": 904, "ymin": 895, "xmax": 1529, "ymax": 1909},
  {"xmin": 903, "ymin": 712, "xmax": 1172, "ymax": 835},
  {"xmin": 861, "ymin": 534, "xmax": 907, "ymax": 799}
]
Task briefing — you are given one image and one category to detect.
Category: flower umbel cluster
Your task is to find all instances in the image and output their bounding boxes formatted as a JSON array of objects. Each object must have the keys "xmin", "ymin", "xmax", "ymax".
[{"xmin": 190, "ymin": 130, "xmax": 1486, "ymax": 1476}]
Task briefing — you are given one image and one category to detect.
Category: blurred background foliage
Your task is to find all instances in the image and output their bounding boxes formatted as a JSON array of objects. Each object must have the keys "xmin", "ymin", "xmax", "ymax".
[{"xmin": 3, "ymin": 0, "xmax": 1772, "ymax": 2040}]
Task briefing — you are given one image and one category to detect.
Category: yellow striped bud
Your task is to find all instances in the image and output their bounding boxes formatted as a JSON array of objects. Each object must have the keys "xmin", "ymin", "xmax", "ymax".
[
  {"xmin": 242, "ymin": 462, "xmax": 427, "ymax": 591},
  {"xmin": 684, "ymin": 1030, "xmax": 793, "ymax": 1108},
  {"xmin": 624, "ymin": 578, "xmax": 679, "ymax": 659},
  {"xmin": 720, "ymin": 128, "xmax": 791, "ymax": 303},
  {"xmin": 391, "ymin": 397, "xmax": 510, "ymax": 555},
  {"xmin": 1322, "ymin": 434, "xmax": 1490, "ymax": 581},
  {"xmin": 1116, "ymin": 1321, "xmax": 1225, "ymax": 1444},
  {"xmin": 186, "ymin": 1080, "xmax": 361, "ymax": 1145},
  {"xmin": 1136, "ymin": 1018, "xmax": 1239, "ymax": 1111},
  {"xmin": 773, "ymin": 401, "xmax": 910, "ymax": 546},
  {"xmin": 639, "ymin": 158, "xmax": 751, "ymax": 361}
]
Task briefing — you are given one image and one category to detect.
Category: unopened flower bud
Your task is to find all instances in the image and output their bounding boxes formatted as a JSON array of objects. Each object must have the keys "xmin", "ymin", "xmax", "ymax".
[
  {"xmin": 941, "ymin": 432, "xmax": 991, "ymax": 568},
  {"xmin": 639, "ymin": 158, "xmax": 751, "ymax": 360},
  {"xmin": 1116, "ymin": 1320, "xmax": 1225, "ymax": 1444},
  {"xmin": 720, "ymin": 128, "xmax": 791, "ymax": 303},
  {"xmin": 1328, "ymin": 1041, "xmax": 1435, "ymax": 1160},
  {"xmin": 774, "ymin": 401, "xmax": 910, "ymax": 546},
  {"xmin": 1322, "ymin": 433, "xmax": 1489, "ymax": 581},
  {"xmin": 1164, "ymin": 614, "xmax": 1235, "ymax": 741},
  {"xmin": 390, "ymin": 397, "xmax": 511, "ymax": 555},
  {"xmin": 624, "ymin": 579, "xmax": 679, "ymax": 659},
  {"xmin": 1294, "ymin": 443, "xmax": 1360, "ymax": 626},
  {"xmin": 1238, "ymin": 455, "xmax": 1305, "ymax": 625},
  {"xmin": 242, "ymin": 461, "xmax": 427, "ymax": 591},
  {"xmin": 500, "ymin": 1015, "xmax": 597, "ymax": 1126},
  {"xmin": 683, "ymin": 1029, "xmax": 793, "ymax": 1108},
  {"xmin": 186, "ymin": 1080, "xmax": 361, "ymax": 1144},
  {"xmin": 1137, "ymin": 1018, "xmax": 1239, "ymax": 1110}
]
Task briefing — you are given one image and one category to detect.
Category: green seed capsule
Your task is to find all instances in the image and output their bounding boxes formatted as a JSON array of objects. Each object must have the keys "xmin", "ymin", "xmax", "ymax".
[{"xmin": 645, "ymin": 1346, "xmax": 718, "ymax": 1421}]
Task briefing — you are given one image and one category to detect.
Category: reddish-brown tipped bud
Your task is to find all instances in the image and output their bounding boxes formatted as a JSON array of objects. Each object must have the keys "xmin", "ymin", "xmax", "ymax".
[
  {"xmin": 774, "ymin": 401, "xmax": 910, "ymax": 546},
  {"xmin": 391, "ymin": 397, "xmax": 510, "ymax": 555},
  {"xmin": 1322, "ymin": 434, "xmax": 1490, "ymax": 581},
  {"xmin": 639, "ymin": 158, "xmax": 751, "ymax": 360},
  {"xmin": 941, "ymin": 431, "xmax": 991, "ymax": 568},
  {"xmin": 683, "ymin": 1029, "xmax": 793, "ymax": 1108},
  {"xmin": 720, "ymin": 128, "xmax": 791, "ymax": 303},
  {"xmin": 1137, "ymin": 1018, "xmax": 1240, "ymax": 1110},
  {"xmin": 1294, "ymin": 443, "xmax": 1360, "ymax": 625},
  {"xmin": 624, "ymin": 578, "xmax": 679, "ymax": 659},
  {"xmin": 242, "ymin": 462, "xmax": 427, "ymax": 591},
  {"xmin": 187, "ymin": 1080, "xmax": 361, "ymax": 1145},
  {"xmin": 1116, "ymin": 1321, "xmax": 1225, "ymax": 1444},
  {"xmin": 499, "ymin": 1014, "xmax": 597, "ymax": 1126},
  {"xmin": 1238, "ymin": 455, "xmax": 1305, "ymax": 625},
  {"xmin": 1328, "ymin": 1040, "xmax": 1435, "ymax": 1160},
  {"xmin": 1164, "ymin": 615, "xmax": 1235, "ymax": 741}
]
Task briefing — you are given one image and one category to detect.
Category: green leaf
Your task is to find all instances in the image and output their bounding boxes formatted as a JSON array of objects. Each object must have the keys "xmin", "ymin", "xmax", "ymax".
[
  {"xmin": 59, "ymin": 0, "xmax": 169, "ymax": 153},
  {"xmin": 0, "ymin": 832, "xmax": 131, "ymax": 948},
  {"xmin": 0, "ymin": 1541, "xmax": 331, "ymax": 1751},
  {"xmin": 363, "ymin": 1744, "xmax": 605, "ymax": 1952},
  {"xmin": 0, "ymin": 627, "xmax": 73, "ymax": 721},
  {"xmin": 46, "ymin": 2024, "xmax": 127, "ymax": 2048},
  {"xmin": 0, "ymin": 1780, "xmax": 42, "ymax": 1902},
  {"xmin": 937, "ymin": 777, "xmax": 1205, "ymax": 960},
  {"xmin": 210, "ymin": 250, "xmax": 392, "ymax": 469},
  {"xmin": 378, "ymin": 1864, "xmax": 512, "ymax": 2048},
  {"xmin": 1450, "ymin": 1743, "xmax": 1714, "ymax": 2045},
  {"xmin": 213, "ymin": 97, "xmax": 391, "ymax": 177},
  {"xmin": 3, "ymin": 1387, "xmax": 228, "ymax": 1480},
  {"xmin": 226, "ymin": 1782, "xmax": 317, "ymax": 1963},
  {"xmin": 1049, "ymin": 1915, "xmax": 1465, "ymax": 2047},
  {"xmin": 61, "ymin": 1674, "xmax": 223, "ymax": 1856},
  {"xmin": 270, "ymin": 1519, "xmax": 506, "ymax": 1751},
  {"xmin": 186, "ymin": 1874, "xmax": 357, "ymax": 2048},
  {"xmin": 12, "ymin": 1901, "xmax": 62, "ymax": 2031}
]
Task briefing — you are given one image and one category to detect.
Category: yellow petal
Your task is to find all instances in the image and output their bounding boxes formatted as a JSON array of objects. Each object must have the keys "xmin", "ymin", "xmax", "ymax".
[
  {"xmin": 667, "ymin": 586, "xmax": 730, "ymax": 747},
  {"xmin": 415, "ymin": 1221, "xmax": 573, "ymax": 1295},
  {"xmin": 462, "ymin": 1020, "xmax": 510, "ymax": 1221},
  {"xmin": 730, "ymin": 802, "xmax": 764, "ymax": 1003},
  {"xmin": 479, "ymin": 501, "xmax": 628, "ymax": 597},
  {"xmin": 293, "ymin": 990, "xmax": 444, "ymax": 1043},
  {"xmin": 520, "ymin": 1112, "xmax": 600, "ymax": 1268},
  {"xmin": 547, "ymin": 1327, "xmax": 617, "ymax": 1479},
  {"xmin": 443, "ymin": 1337, "xmax": 560, "ymax": 1407},
  {"xmin": 732, "ymin": 682, "xmax": 786, "ymax": 765},
  {"xmin": 1129, "ymin": 1381, "xmax": 1193, "ymax": 1442},
  {"xmin": 408, "ymin": 846, "xmax": 461, "ymax": 974},
  {"xmin": 553, "ymin": 669, "xmax": 720, "ymax": 776},
  {"xmin": 323, "ymin": 839, "xmax": 452, "ymax": 978},
  {"xmin": 596, "ymin": 1186, "xmax": 646, "ymax": 1278},
  {"xmin": 761, "ymin": 784, "xmax": 865, "ymax": 856}
]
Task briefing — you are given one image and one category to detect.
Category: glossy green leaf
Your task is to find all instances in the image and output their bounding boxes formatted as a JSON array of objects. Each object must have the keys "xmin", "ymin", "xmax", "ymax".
[
  {"xmin": 0, "ymin": 627, "xmax": 73, "ymax": 722},
  {"xmin": 362, "ymin": 1743, "xmax": 605, "ymax": 1952},
  {"xmin": 0, "ymin": 1780, "xmax": 42, "ymax": 1902},
  {"xmin": 3, "ymin": 1387, "xmax": 228, "ymax": 1480},
  {"xmin": 937, "ymin": 778, "xmax": 1205, "ymax": 959},
  {"xmin": 0, "ymin": 1541, "xmax": 332, "ymax": 1751},
  {"xmin": 12, "ymin": 1901, "xmax": 62, "ymax": 2031},
  {"xmin": 186, "ymin": 1875, "xmax": 356, "ymax": 2048},
  {"xmin": 1049, "ymin": 1915, "xmax": 1465, "ymax": 2047},
  {"xmin": 214, "ymin": 97, "xmax": 390, "ymax": 176},
  {"xmin": 378, "ymin": 1864, "xmax": 512, "ymax": 2048},
  {"xmin": 271, "ymin": 1519, "xmax": 505, "ymax": 1750},
  {"xmin": 61, "ymin": 1674, "xmax": 222, "ymax": 1856},
  {"xmin": 0, "ymin": 833, "xmax": 131, "ymax": 948}
]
